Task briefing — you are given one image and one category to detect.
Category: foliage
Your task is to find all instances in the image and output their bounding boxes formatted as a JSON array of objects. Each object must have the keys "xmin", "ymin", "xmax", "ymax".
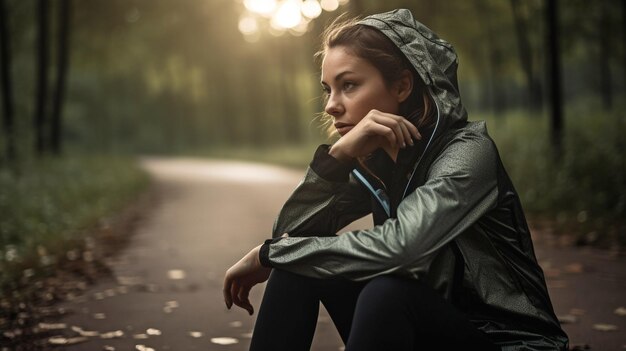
[
  {"xmin": 0, "ymin": 155, "xmax": 149, "ymax": 283},
  {"xmin": 478, "ymin": 99, "xmax": 625, "ymax": 245},
  {"xmin": 1, "ymin": 0, "xmax": 624, "ymax": 246}
]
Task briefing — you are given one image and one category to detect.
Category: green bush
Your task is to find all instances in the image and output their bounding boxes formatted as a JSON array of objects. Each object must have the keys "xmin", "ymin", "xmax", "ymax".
[
  {"xmin": 0, "ymin": 155, "xmax": 150, "ymax": 283},
  {"xmin": 478, "ymin": 103, "xmax": 625, "ymax": 245}
]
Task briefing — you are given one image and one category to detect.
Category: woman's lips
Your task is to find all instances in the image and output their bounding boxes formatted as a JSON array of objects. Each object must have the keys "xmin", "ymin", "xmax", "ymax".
[{"xmin": 335, "ymin": 124, "xmax": 353, "ymax": 136}]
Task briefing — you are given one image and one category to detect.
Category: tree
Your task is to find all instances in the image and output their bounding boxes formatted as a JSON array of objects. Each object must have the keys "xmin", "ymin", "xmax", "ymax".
[
  {"xmin": 510, "ymin": 0, "xmax": 543, "ymax": 111},
  {"xmin": 545, "ymin": 0, "xmax": 563, "ymax": 158},
  {"xmin": 474, "ymin": 0, "xmax": 508, "ymax": 116},
  {"xmin": 0, "ymin": 0, "xmax": 16, "ymax": 163},
  {"xmin": 34, "ymin": 0, "xmax": 49, "ymax": 155},
  {"xmin": 50, "ymin": 0, "xmax": 72, "ymax": 155},
  {"xmin": 598, "ymin": 0, "xmax": 612, "ymax": 110}
]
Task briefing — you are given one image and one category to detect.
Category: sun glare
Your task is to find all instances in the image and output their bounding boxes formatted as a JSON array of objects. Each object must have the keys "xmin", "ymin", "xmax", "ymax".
[
  {"xmin": 239, "ymin": 0, "xmax": 348, "ymax": 38},
  {"xmin": 320, "ymin": 0, "xmax": 339, "ymax": 12},
  {"xmin": 243, "ymin": 0, "xmax": 277, "ymax": 17},
  {"xmin": 238, "ymin": 15, "xmax": 259, "ymax": 35},
  {"xmin": 301, "ymin": 0, "xmax": 322, "ymax": 19},
  {"xmin": 271, "ymin": 0, "xmax": 302, "ymax": 29}
]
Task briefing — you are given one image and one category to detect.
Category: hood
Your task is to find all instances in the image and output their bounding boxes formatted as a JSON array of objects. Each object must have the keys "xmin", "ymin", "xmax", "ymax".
[{"xmin": 358, "ymin": 9, "xmax": 467, "ymax": 133}]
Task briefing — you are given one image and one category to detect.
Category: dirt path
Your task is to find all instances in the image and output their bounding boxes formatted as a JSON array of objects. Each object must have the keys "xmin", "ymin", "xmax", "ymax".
[{"xmin": 49, "ymin": 157, "xmax": 624, "ymax": 350}]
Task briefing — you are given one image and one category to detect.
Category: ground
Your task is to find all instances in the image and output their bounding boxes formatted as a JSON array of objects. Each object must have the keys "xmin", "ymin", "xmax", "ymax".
[{"xmin": 2, "ymin": 157, "xmax": 624, "ymax": 350}]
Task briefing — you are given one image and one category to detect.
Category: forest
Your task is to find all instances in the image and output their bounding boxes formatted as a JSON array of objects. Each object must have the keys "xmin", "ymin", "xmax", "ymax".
[{"xmin": 1, "ymin": 0, "xmax": 625, "ymax": 259}]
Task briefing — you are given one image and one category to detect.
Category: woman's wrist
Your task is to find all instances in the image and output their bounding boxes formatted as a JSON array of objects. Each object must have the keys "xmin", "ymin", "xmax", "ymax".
[
  {"xmin": 329, "ymin": 143, "xmax": 353, "ymax": 162},
  {"xmin": 252, "ymin": 245, "xmax": 263, "ymax": 268}
]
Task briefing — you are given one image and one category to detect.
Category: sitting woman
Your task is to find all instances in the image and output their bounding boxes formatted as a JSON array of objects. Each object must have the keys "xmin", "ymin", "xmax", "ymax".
[{"xmin": 223, "ymin": 8, "xmax": 569, "ymax": 351}]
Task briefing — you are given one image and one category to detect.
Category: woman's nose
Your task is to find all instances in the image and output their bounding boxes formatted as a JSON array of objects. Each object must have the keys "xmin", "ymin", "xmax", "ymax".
[{"xmin": 325, "ymin": 94, "xmax": 343, "ymax": 117}]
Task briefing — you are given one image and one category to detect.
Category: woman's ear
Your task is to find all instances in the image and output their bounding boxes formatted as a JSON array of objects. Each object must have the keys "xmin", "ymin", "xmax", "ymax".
[{"xmin": 396, "ymin": 70, "xmax": 413, "ymax": 103}]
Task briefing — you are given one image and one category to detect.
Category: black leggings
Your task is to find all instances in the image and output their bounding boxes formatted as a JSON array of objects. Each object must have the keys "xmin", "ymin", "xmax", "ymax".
[{"xmin": 249, "ymin": 269, "xmax": 499, "ymax": 351}]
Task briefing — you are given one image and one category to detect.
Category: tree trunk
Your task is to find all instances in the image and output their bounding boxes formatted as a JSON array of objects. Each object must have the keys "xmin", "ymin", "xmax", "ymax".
[
  {"xmin": 34, "ymin": 0, "xmax": 49, "ymax": 156},
  {"xmin": 0, "ymin": 0, "xmax": 16, "ymax": 163},
  {"xmin": 623, "ymin": 0, "xmax": 626, "ymax": 98},
  {"xmin": 280, "ymin": 40, "xmax": 302, "ymax": 144},
  {"xmin": 546, "ymin": 0, "xmax": 563, "ymax": 159},
  {"xmin": 510, "ymin": 0, "xmax": 543, "ymax": 111},
  {"xmin": 474, "ymin": 0, "xmax": 505, "ymax": 116},
  {"xmin": 50, "ymin": 0, "xmax": 71, "ymax": 155},
  {"xmin": 599, "ymin": 0, "xmax": 612, "ymax": 110}
]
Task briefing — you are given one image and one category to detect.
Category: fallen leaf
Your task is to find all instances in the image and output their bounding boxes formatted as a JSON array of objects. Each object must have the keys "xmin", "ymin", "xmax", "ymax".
[
  {"xmin": 93, "ymin": 313, "xmax": 106, "ymax": 320},
  {"xmin": 48, "ymin": 336, "xmax": 89, "ymax": 345},
  {"xmin": 614, "ymin": 306, "xmax": 626, "ymax": 316},
  {"xmin": 135, "ymin": 345, "xmax": 155, "ymax": 351},
  {"xmin": 229, "ymin": 321, "xmax": 243, "ymax": 328},
  {"xmin": 133, "ymin": 333, "xmax": 149, "ymax": 339},
  {"xmin": 240, "ymin": 332, "xmax": 253, "ymax": 338},
  {"xmin": 211, "ymin": 337, "xmax": 239, "ymax": 345},
  {"xmin": 94, "ymin": 292, "xmax": 105, "ymax": 300},
  {"xmin": 146, "ymin": 328, "xmax": 161, "ymax": 336},
  {"xmin": 593, "ymin": 323, "xmax": 618, "ymax": 332},
  {"xmin": 3, "ymin": 330, "xmax": 17, "ymax": 338},
  {"xmin": 167, "ymin": 270, "xmax": 186, "ymax": 280},
  {"xmin": 23, "ymin": 269, "xmax": 35, "ymax": 278},
  {"xmin": 38, "ymin": 322, "xmax": 67, "ymax": 330},
  {"xmin": 557, "ymin": 315, "xmax": 578, "ymax": 324},
  {"xmin": 570, "ymin": 308, "xmax": 586, "ymax": 316},
  {"xmin": 100, "ymin": 330, "xmax": 124, "ymax": 339},
  {"xmin": 103, "ymin": 346, "xmax": 116, "ymax": 351},
  {"xmin": 189, "ymin": 331, "xmax": 203, "ymax": 338},
  {"xmin": 71, "ymin": 325, "xmax": 99, "ymax": 337},
  {"xmin": 163, "ymin": 301, "xmax": 179, "ymax": 313}
]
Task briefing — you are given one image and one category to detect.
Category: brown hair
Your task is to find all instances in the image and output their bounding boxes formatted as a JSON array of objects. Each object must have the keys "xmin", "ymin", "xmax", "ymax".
[{"xmin": 316, "ymin": 15, "xmax": 435, "ymax": 136}]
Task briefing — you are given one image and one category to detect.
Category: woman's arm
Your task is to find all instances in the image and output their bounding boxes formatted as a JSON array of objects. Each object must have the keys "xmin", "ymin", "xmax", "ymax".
[
  {"xmin": 271, "ymin": 144, "xmax": 372, "ymax": 238},
  {"xmin": 261, "ymin": 130, "xmax": 499, "ymax": 281}
]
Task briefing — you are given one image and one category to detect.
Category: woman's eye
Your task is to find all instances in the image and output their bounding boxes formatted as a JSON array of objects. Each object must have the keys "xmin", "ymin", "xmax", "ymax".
[{"xmin": 343, "ymin": 82, "xmax": 356, "ymax": 91}]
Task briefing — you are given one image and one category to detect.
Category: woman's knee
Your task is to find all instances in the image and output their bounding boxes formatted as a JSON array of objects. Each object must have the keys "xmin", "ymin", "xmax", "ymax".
[{"xmin": 356, "ymin": 275, "xmax": 416, "ymax": 311}]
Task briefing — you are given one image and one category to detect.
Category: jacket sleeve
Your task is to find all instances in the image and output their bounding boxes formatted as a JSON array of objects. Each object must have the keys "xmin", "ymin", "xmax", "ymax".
[
  {"xmin": 271, "ymin": 144, "xmax": 372, "ymax": 238},
  {"xmin": 263, "ymin": 132, "xmax": 499, "ymax": 281}
]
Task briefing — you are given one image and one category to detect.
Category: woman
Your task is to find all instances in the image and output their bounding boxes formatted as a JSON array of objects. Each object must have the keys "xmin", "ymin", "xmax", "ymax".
[{"xmin": 223, "ymin": 9, "xmax": 569, "ymax": 351}]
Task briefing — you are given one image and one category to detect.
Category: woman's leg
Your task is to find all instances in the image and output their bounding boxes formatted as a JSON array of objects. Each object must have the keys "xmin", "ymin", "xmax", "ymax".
[
  {"xmin": 249, "ymin": 269, "xmax": 364, "ymax": 351},
  {"xmin": 345, "ymin": 275, "xmax": 499, "ymax": 351}
]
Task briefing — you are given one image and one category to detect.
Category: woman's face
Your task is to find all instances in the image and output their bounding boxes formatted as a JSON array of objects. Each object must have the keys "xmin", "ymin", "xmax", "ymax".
[{"xmin": 321, "ymin": 46, "xmax": 401, "ymax": 136}]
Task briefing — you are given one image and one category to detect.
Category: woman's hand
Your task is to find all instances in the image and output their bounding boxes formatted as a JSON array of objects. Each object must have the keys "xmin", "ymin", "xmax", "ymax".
[
  {"xmin": 329, "ymin": 109, "xmax": 421, "ymax": 161},
  {"xmin": 223, "ymin": 245, "xmax": 272, "ymax": 315}
]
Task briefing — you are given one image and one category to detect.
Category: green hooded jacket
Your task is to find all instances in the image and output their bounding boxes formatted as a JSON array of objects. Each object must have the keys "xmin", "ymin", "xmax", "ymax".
[{"xmin": 259, "ymin": 9, "xmax": 569, "ymax": 351}]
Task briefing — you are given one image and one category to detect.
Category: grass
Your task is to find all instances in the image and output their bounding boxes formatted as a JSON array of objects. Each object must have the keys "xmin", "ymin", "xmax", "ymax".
[{"xmin": 0, "ymin": 155, "xmax": 150, "ymax": 288}]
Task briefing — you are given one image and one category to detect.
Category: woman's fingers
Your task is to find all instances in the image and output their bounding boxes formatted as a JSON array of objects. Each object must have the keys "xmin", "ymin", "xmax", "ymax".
[
  {"xmin": 223, "ymin": 275, "xmax": 233, "ymax": 309},
  {"xmin": 238, "ymin": 285, "xmax": 254, "ymax": 315},
  {"xmin": 230, "ymin": 280, "xmax": 255, "ymax": 315},
  {"xmin": 403, "ymin": 119, "xmax": 421, "ymax": 141},
  {"xmin": 368, "ymin": 122, "xmax": 397, "ymax": 147},
  {"xmin": 369, "ymin": 112, "xmax": 412, "ymax": 147},
  {"xmin": 230, "ymin": 280, "xmax": 243, "ymax": 309},
  {"xmin": 398, "ymin": 120, "xmax": 413, "ymax": 146}
]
